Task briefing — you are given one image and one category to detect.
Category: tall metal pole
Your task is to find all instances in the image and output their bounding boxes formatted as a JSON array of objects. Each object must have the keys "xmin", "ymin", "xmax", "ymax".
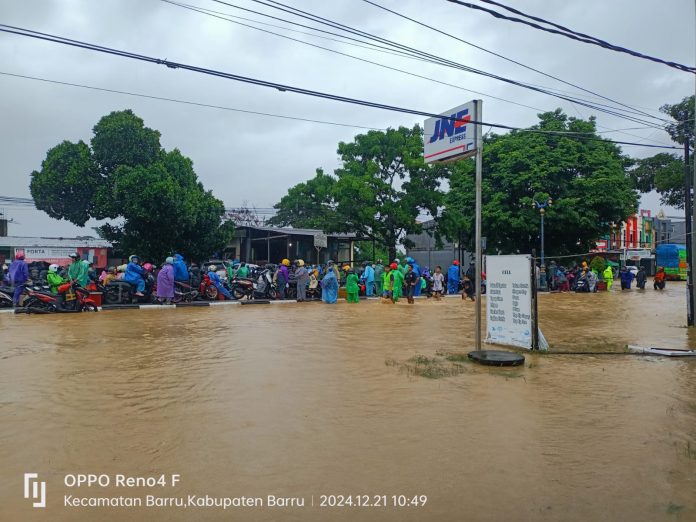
[
  {"xmin": 685, "ymin": 141, "xmax": 693, "ymax": 325},
  {"xmin": 474, "ymin": 99, "xmax": 483, "ymax": 350},
  {"xmin": 540, "ymin": 211, "xmax": 545, "ymax": 270},
  {"xmin": 691, "ymin": 0, "xmax": 696, "ymax": 327}
]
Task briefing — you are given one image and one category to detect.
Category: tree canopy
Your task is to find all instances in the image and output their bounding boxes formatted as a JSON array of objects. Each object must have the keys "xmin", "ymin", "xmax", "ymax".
[
  {"xmin": 440, "ymin": 110, "xmax": 638, "ymax": 256},
  {"xmin": 629, "ymin": 96, "xmax": 692, "ymax": 209},
  {"xmin": 30, "ymin": 110, "xmax": 232, "ymax": 261},
  {"xmin": 269, "ymin": 125, "xmax": 445, "ymax": 260}
]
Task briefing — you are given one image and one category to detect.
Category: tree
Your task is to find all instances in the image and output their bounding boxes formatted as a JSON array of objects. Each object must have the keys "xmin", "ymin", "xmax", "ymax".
[
  {"xmin": 440, "ymin": 110, "xmax": 638, "ymax": 256},
  {"xmin": 270, "ymin": 126, "xmax": 445, "ymax": 260},
  {"xmin": 629, "ymin": 96, "xmax": 692, "ymax": 208},
  {"xmin": 30, "ymin": 110, "xmax": 232, "ymax": 261},
  {"xmin": 630, "ymin": 153, "xmax": 685, "ymax": 208}
]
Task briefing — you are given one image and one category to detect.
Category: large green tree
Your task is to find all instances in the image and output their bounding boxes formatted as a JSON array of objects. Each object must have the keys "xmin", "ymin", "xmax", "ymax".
[
  {"xmin": 30, "ymin": 110, "xmax": 232, "ymax": 261},
  {"xmin": 269, "ymin": 125, "xmax": 445, "ymax": 260},
  {"xmin": 440, "ymin": 110, "xmax": 638, "ymax": 255},
  {"xmin": 629, "ymin": 96, "xmax": 692, "ymax": 209}
]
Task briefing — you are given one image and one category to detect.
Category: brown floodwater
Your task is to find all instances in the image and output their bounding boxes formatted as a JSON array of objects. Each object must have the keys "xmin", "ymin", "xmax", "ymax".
[{"xmin": 1, "ymin": 285, "xmax": 695, "ymax": 521}]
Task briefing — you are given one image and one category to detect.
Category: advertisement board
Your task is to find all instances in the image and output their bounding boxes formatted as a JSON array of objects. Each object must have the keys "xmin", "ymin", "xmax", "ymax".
[
  {"xmin": 423, "ymin": 100, "xmax": 478, "ymax": 164},
  {"xmin": 486, "ymin": 254, "xmax": 535, "ymax": 350}
]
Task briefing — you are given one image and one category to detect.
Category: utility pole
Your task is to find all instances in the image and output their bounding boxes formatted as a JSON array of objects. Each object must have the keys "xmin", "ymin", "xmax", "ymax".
[
  {"xmin": 691, "ymin": 0, "xmax": 696, "ymax": 327},
  {"xmin": 474, "ymin": 99, "xmax": 483, "ymax": 351},
  {"xmin": 685, "ymin": 142, "xmax": 694, "ymax": 326}
]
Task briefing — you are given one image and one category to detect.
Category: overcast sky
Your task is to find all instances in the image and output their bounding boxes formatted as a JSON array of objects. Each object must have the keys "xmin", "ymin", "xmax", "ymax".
[{"xmin": 1, "ymin": 0, "xmax": 693, "ymax": 236}]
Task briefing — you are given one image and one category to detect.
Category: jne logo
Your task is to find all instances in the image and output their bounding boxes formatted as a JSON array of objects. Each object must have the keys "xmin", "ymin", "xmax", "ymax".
[{"xmin": 428, "ymin": 109, "xmax": 471, "ymax": 143}]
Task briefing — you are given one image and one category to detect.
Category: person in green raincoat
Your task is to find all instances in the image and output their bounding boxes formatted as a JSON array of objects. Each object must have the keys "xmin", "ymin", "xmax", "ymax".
[
  {"xmin": 345, "ymin": 269, "xmax": 360, "ymax": 303},
  {"xmin": 603, "ymin": 265, "xmax": 613, "ymax": 291},
  {"xmin": 390, "ymin": 262, "xmax": 404, "ymax": 303},
  {"xmin": 374, "ymin": 260, "xmax": 384, "ymax": 295},
  {"xmin": 67, "ymin": 253, "xmax": 89, "ymax": 287},
  {"xmin": 237, "ymin": 262, "xmax": 249, "ymax": 279}
]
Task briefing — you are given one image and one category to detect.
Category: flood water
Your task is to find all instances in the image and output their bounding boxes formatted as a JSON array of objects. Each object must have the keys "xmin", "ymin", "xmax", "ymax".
[{"xmin": 1, "ymin": 285, "xmax": 695, "ymax": 521}]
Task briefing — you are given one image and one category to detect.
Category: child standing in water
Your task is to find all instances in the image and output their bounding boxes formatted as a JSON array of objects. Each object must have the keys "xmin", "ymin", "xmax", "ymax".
[
  {"xmin": 462, "ymin": 275, "xmax": 475, "ymax": 301},
  {"xmin": 431, "ymin": 266, "xmax": 444, "ymax": 300}
]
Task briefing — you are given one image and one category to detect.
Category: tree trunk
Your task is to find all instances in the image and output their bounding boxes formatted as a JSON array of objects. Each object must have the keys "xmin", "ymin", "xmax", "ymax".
[{"xmin": 388, "ymin": 245, "xmax": 397, "ymax": 263}]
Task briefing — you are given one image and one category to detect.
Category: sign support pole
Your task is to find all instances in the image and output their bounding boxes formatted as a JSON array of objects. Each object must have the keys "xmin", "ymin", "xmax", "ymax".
[{"xmin": 474, "ymin": 99, "xmax": 483, "ymax": 351}]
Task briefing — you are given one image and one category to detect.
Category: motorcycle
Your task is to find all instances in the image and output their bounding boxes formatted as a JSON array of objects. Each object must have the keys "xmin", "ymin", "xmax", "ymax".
[
  {"xmin": 198, "ymin": 273, "xmax": 219, "ymax": 300},
  {"xmin": 172, "ymin": 281, "xmax": 198, "ymax": 303},
  {"xmin": 102, "ymin": 271, "xmax": 156, "ymax": 305},
  {"xmin": 0, "ymin": 285, "xmax": 14, "ymax": 307},
  {"xmin": 22, "ymin": 280, "xmax": 98, "ymax": 312}
]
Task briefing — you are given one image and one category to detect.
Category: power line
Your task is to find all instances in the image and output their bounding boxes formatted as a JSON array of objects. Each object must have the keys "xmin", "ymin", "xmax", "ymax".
[
  {"xmin": 162, "ymin": 0, "xmax": 548, "ymax": 114},
  {"xmin": 360, "ymin": 0, "xmax": 667, "ymax": 123},
  {"xmin": 448, "ymin": 0, "xmax": 696, "ymax": 73},
  {"xmin": 0, "ymin": 69, "xmax": 667, "ymax": 145},
  {"xmin": 243, "ymin": 0, "xmax": 670, "ymax": 129},
  {"xmin": 0, "ymin": 71, "xmax": 386, "ymax": 131},
  {"xmin": 0, "ymin": 24, "xmax": 680, "ymax": 150}
]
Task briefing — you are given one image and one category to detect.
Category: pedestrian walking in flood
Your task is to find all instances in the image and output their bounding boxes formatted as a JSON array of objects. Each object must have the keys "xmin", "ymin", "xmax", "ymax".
[
  {"xmin": 404, "ymin": 263, "xmax": 417, "ymax": 304},
  {"xmin": 603, "ymin": 265, "xmax": 614, "ymax": 291},
  {"xmin": 431, "ymin": 266, "xmax": 444, "ymax": 300},
  {"xmin": 620, "ymin": 267, "xmax": 635, "ymax": 290},
  {"xmin": 447, "ymin": 260, "xmax": 460, "ymax": 295},
  {"xmin": 654, "ymin": 267, "xmax": 666, "ymax": 290},
  {"xmin": 636, "ymin": 267, "xmax": 647, "ymax": 289},
  {"xmin": 156, "ymin": 256, "xmax": 175, "ymax": 304},
  {"xmin": 346, "ymin": 268, "xmax": 360, "ymax": 303}
]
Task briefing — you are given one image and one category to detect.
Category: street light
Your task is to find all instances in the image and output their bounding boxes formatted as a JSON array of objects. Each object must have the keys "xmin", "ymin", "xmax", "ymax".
[{"xmin": 532, "ymin": 197, "xmax": 553, "ymax": 290}]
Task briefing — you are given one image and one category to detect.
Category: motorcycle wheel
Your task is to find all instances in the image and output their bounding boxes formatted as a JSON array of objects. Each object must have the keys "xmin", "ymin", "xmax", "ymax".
[
  {"xmin": 205, "ymin": 285, "xmax": 218, "ymax": 300},
  {"xmin": 80, "ymin": 302, "xmax": 98, "ymax": 312},
  {"xmin": 232, "ymin": 287, "xmax": 246, "ymax": 300},
  {"xmin": 267, "ymin": 288, "xmax": 278, "ymax": 300}
]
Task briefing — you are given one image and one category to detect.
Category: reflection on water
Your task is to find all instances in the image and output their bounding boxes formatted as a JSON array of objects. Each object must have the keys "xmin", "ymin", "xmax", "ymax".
[{"xmin": 0, "ymin": 286, "xmax": 695, "ymax": 521}]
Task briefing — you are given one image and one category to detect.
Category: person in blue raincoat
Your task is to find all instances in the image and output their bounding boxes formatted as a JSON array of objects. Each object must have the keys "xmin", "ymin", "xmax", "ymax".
[
  {"xmin": 321, "ymin": 260, "xmax": 339, "ymax": 304},
  {"xmin": 124, "ymin": 255, "xmax": 146, "ymax": 296},
  {"xmin": 173, "ymin": 253, "xmax": 189, "ymax": 283},
  {"xmin": 362, "ymin": 261, "xmax": 375, "ymax": 297},
  {"xmin": 207, "ymin": 265, "xmax": 232, "ymax": 299},
  {"xmin": 447, "ymin": 260, "xmax": 460, "ymax": 294},
  {"xmin": 406, "ymin": 256, "xmax": 422, "ymax": 296}
]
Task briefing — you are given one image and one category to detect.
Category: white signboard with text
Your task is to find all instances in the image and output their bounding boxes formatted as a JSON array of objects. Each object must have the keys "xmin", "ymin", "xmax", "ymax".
[
  {"xmin": 423, "ymin": 101, "xmax": 478, "ymax": 164},
  {"xmin": 486, "ymin": 255, "xmax": 534, "ymax": 349}
]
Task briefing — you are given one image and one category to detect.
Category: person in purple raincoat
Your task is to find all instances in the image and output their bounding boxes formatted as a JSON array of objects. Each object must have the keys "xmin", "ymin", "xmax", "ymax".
[
  {"xmin": 156, "ymin": 256, "xmax": 175, "ymax": 304},
  {"xmin": 8, "ymin": 252, "xmax": 29, "ymax": 306}
]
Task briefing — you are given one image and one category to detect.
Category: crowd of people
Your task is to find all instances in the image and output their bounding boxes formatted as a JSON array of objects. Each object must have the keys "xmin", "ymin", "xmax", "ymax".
[
  {"xmin": 545, "ymin": 261, "xmax": 668, "ymax": 292},
  {"xmin": 2, "ymin": 251, "xmax": 671, "ymax": 309}
]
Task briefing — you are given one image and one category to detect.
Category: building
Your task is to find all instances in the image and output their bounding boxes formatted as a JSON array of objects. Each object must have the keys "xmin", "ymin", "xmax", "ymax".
[
  {"xmin": 230, "ymin": 226, "xmax": 358, "ymax": 265},
  {"xmin": 404, "ymin": 219, "xmax": 472, "ymax": 270},
  {"xmin": 0, "ymin": 236, "xmax": 112, "ymax": 266}
]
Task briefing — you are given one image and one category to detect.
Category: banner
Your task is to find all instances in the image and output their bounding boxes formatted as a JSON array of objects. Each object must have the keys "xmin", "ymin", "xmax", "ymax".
[{"xmin": 486, "ymin": 254, "xmax": 535, "ymax": 349}]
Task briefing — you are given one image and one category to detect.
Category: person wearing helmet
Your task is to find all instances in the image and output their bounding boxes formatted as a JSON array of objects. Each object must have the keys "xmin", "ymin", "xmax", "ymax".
[
  {"xmin": 321, "ymin": 261, "xmax": 339, "ymax": 304},
  {"xmin": 447, "ymin": 260, "xmax": 460, "ymax": 295},
  {"xmin": 207, "ymin": 264, "xmax": 232, "ymax": 300},
  {"xmin": 67, "ymin": 253, "xmax": 89, "ymax": 287},
  {"xmin": 345, "ymin": 268, "xmax": 360, "ymax": 303},
  {"xmin": 362, "ymin": 261, "xmax": 375, "ymax": 297},
  {"xmin": 103, "ymin": 266, "xmax": 118, "ymax": 286},
  {"xmin": 8, "ymin": 252, "xmax": 29, "ymax": 306},
  {"xmin": 295, "ymin": 259, "xmax": 309, "ymax": 302},
  {"xmin": 157, "ymin": 257, "xmax": 175, "ymax": 304},
  {"xmin": 46, "ymin": 264, "xmax": 69, "ymax": 309},
  {"xmin": 124, "ymin": 255, "xmax": 146, "ymax": 296},
  {"xmin": 276, "ymin": 259, "xmax": 290, "ymax": 299},
  {"xmin": 391, "ymin": 262, "xmax": 404, "ymax": 303}
]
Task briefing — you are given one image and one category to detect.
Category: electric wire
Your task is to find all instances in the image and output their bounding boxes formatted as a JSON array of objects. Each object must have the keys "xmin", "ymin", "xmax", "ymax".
[
  {"xmin": 240, "ymin": 0, "xmax": 668, "ymax": 129},
  {"xmin": 0, "ymin": 24, "xmax": 680, "ymax": 150},
  {"xmin": 448, "ymin": 0, "xmax": 696, "ymax": 73},
  {"xmin": 0, "ymin": 71, "xmax": 386, "ymax": 131},
  {"xmin": 360, "ymin": 0, "xmax": 668, "ymax": 123}
]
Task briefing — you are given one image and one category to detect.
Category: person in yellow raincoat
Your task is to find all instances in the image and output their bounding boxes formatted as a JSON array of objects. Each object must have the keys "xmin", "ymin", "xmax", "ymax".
[{"xmin": 603, "ymin": 265, "xmax": 613, "ymax": 291}]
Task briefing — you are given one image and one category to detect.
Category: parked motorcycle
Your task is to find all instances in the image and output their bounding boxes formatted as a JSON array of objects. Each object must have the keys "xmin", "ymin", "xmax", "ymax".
[
  {"xmin": 0, "ymin": 286, "xmax": 13, "ymax": 307},
  {"xmin": 198, "ymin": 273, "xmax": 219, "ymax": 300},
  {"xmin": 22, "ymin": 281, "xmax": 98, "ymax": 312}
]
